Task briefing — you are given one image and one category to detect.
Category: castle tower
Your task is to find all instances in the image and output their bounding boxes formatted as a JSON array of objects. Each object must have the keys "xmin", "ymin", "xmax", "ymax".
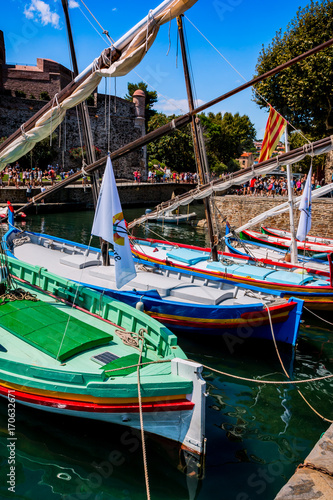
[
  {"xmin": 0, "ymin": 30, "xmax": 5, "ymax": 87},
  {"xmin": 132, "ymin": 89, "xmax": 147, "ymax": 177}
]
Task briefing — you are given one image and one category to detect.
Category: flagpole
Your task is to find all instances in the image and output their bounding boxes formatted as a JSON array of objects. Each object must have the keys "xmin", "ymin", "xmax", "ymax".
[{"xmin": 285, "ymin": 126, "xmax": 298, "ymax": 264}]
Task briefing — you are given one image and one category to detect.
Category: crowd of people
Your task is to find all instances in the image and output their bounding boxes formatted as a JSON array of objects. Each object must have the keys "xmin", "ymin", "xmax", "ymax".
[
  {"xmin": 0, "ymin": 162, "xmax": 78, "ymax": 201},
  {"xmin": 0, "ymin": 162, "xmax": 64, "ymax": 188},
  {"xmin": 2, "ymin": 161, "xmax": 326, "ymax": 200},
  {"xmin": 232, "ymin": 173, "xmax": 324, "ymax": 197},
  {"xmin": 143, "ymin": 167, "xmax": 199, "ymax": 184}
]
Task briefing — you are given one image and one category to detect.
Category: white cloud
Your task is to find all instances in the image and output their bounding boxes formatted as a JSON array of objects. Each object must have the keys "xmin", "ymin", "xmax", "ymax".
[
  {"xmin": 69, "ymin": 0, "xmax": 79, "ymax": 8},
  {"xmin": 112, "ymin": 7, "xmax": 117, "ymax": 11},
  {"xmin": 24, "ymin": 0, "xmax": 60, "ymax": 29},
  {"xmin": 156, "ymin": 98, "xmax": 206, "ymax": 115}
]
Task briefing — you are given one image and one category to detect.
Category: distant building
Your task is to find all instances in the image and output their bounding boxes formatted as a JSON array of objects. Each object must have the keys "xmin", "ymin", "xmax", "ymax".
[
  {"xmin": 237, "ymin": 152, "xmax": 254, "ymax": 169},
  {"xmin": 0, "ymin": 29, "xmax": 72, "ymax": 99},
  {"xmin": 0, "ymin": 29, "xmax": 146, "ymax": 177}
]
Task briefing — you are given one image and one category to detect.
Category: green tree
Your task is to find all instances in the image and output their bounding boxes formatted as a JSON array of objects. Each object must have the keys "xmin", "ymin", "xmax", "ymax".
[
  {"xmin": 125, "ymin": 82, "xmax": 158, "ymax": 129},
  {"xmin": 18, "ymin": 134, "xmax": 58, "ymax": 169},
  {"xmin": 40, "ymin": 91, "xmax": 51, "ymax": 101},
  {"xmin": 147, "ymin": 113, "xmax": 195, "ymax": 171},
  {"xmin": 253, "ymin": 0, "xmax": 333, "ymax": 138},
  {"xmin": 200, "ymin": 112, "xmax": 256, "ymax": 171}
]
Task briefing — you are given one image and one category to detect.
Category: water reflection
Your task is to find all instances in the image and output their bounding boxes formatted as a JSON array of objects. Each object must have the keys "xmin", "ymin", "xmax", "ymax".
[{"xmin": 0, "ymin": 404, "xmax": 203, "ymax": 500}]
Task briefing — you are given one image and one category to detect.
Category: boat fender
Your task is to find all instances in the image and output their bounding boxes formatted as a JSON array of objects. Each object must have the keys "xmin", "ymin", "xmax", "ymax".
[
  {"xmin": 136, "ymin": 297, "xmax": 145, "ymax": 312},
  {"xmin": 57, "ymin": 473, "xmax": 71, "ymax": 481}
]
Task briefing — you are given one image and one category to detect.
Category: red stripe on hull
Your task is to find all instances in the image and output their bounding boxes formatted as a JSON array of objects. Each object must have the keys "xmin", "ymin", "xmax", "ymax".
[{"xmin": 0, "ymin": 385, "xmax": 194, "ymax": 413}]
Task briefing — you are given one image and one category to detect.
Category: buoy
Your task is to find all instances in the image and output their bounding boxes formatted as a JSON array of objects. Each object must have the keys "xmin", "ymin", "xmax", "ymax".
[
  {"xmin": 57, "ymin": 472, "xmax": 71, "ymax": 481},
  {"xmin": 136, "ymin": 300, "xmax": 144, "ymax": 312}
]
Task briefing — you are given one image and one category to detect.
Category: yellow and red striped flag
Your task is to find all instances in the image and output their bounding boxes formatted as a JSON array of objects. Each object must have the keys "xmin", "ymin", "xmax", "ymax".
[{"xmin": 258, "ymin": 106, "xmax": 287, "ymax": 163}]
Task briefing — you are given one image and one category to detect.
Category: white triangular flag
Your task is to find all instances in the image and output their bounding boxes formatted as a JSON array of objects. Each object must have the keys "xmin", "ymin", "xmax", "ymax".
[
  {"xmin": 296, "ymin": 167, "xmax": 312, "ymax": 242},
  {"xmin": 92, "ymin": 156, "xmax": 136, "ymax": 288}
]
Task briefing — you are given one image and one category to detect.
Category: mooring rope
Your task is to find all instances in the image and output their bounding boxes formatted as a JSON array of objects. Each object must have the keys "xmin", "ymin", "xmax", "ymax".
[
  {"xmin": 263, "ymin": 301, "xmax": 333, "ymax": 423},
  {"xmin": 0, "ymin": 288, "xmax": 38, "ymax": 304},
  {"xmin": 303, "ymin": 306, "xmax": 333, "ymax": 327},
  {"xmin": 105, "ymin": 359, "xmax": 333, "ymax": 385},
  {"xmin": 136, "ymin": 328, "xmax": 151, "ymax": 500}
]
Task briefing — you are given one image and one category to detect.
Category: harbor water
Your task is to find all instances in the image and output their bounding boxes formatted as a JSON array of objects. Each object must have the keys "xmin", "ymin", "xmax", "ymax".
[{"xmin": 0, "ymin": 208, "xmax": 332, "ymax": 500}]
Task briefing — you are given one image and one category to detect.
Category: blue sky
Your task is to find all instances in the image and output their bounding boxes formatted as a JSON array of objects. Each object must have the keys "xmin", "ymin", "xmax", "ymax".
[{"xmin": 2, "ymin": 0, "xmax": 311, "ymax": 138}]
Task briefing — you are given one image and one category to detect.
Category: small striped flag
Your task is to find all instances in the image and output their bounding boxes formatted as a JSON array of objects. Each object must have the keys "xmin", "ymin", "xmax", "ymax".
[{"xmin": 258, "ymin": 106, "xmax": 287, "ymax": 163}]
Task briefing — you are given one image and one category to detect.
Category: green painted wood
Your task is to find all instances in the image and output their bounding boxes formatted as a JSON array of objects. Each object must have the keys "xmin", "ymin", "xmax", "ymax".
[
  {"xmin": 0, "ymin": 300, "xmax": 112, "ymax": 361},
  {"xmin": 102, "ymin": 353, "xmax": 151, "ymax": 378}
]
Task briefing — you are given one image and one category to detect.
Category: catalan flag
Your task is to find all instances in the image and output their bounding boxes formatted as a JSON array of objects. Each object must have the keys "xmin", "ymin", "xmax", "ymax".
[{"xmin": 258, "ymin": 106, "xmax": 287, "ymax": 163}]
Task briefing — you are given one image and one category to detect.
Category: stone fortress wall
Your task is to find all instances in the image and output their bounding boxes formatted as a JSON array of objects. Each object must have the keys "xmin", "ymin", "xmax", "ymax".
[{"xmin": 0, "ymin": 30, "xmax": 145, "ymax": 178}]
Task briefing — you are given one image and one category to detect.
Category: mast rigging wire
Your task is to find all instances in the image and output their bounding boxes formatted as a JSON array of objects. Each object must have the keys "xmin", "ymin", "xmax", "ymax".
[{"xmin": 183, "ymin": 14, "xmax": 311, "ymax": 144}]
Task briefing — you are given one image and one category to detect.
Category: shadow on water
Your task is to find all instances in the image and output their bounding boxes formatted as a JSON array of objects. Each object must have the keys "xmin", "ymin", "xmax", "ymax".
[{"xmin": 0, "ymin": 403, "xmax": 203, "ymax": 500}]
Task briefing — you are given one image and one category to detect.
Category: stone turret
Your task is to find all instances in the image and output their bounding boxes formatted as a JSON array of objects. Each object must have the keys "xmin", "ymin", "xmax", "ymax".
[
  {"xmin": 133, "ymin": 89, "xmax": 146, "ymax": 133},
  {"xmin": 132, "ymin": 89, "xmax": 147, "ymax": 176}
]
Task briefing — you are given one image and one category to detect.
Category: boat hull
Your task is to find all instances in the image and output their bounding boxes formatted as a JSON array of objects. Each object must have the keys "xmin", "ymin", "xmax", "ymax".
[
  {"xmin": 131, "ymin": 238, "xmax": 333, "ymax": 312},
  {"xmin": 3, "ymin": 229, "xmax": 303, "ymax": 346},
  {"xmin": 0, "ymin": 261, "xmax": 207, "ymax": 456},
  {"xmin": 240, "ymin": 229, "xmax": 331, "ymax": 257},
  {"xmin": 0, "ymin": 383, "xmax": 197, "ymax": 449},
  {"xmin": 104, "ymin": 288, "xmax": 302, "ymax": 345},
  {"xmin": 262, "ymin": 226, "xmax": 333, "ymax": 248},
  {"xmin": 151, "ymin": 213, "xmax": 197, "ymax": 224}
]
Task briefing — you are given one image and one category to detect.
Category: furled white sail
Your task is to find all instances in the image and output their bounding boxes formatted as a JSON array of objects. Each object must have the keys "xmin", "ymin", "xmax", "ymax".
[
  {"xmin": 235, "ymin": 182, "xmax": 333, "ymax": 234},
  {"xmin": 0, "ymin": 0, "xmax": 198, "ymax": 170},
  {"xmin": 128, "ymin": 138, "xmax": 333, "ymax": 229}
]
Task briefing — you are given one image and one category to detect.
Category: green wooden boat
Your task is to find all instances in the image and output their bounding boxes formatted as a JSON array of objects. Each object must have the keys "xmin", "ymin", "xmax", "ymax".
[{"xmin": 0, "ymin": 255, "xmax": 206, "ymax": 457}]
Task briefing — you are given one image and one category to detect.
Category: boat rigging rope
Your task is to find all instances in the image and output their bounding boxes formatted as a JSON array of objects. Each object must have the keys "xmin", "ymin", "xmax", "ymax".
[
  {"xmin": 0, "ymin": 288, "xmax": 38, "ymax": 304},
  {"xmin": 303, "ymin": 306, "xmax": 333, "ymax": 327},
  {"xmin": 136, "ymin": 328, "xmax": 151, "ymax": 500},
  {"xmin": 114, "ymin": 328, "xmax": 143, "ymax": 350},
  {"xmin": 131, "ymin": 224, "xmax": 180, "ymax": 248},
  {"xmin": 226, "ymin": 226, "xmax": 261, "ymax": 264},
  {"xmin": 105, "ymin": 359, "xmax": 333, "ymax": 385},
  {"xmin": 78, "ymin": 0, "xmax": 115, "ymax": 44},
  {"xmin": 183, "ymin": 14, "xmax": 311, "ymax": 144},
  {"xmin": 262, "ymin": 300, "xmax": 333, "ymax": 423},
  {"xmin": 55, "ymin": 237, "xmax": 95, "ymax": 361}
]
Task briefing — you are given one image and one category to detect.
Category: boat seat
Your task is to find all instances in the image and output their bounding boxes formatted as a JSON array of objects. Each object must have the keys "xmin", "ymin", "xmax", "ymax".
[
  {"xmin": 223, "ymin": 264, "xmax": 275, "ymax": 280},
  {"xmin": 310, "ymin": 279, "xmax": 330, "ymax": 286},
  {"xmin": 169, "ymin": 284, "xmax": 234, "ymax": 305},
  {"xmin": 267, "ymin": 270, "xmax": 314, "ymax": 285},
  {"xmin": 0, "ymin": 300, "xmax": 112, "ymax": 361},
  {"xmin": 60, "ymin": 254, "xmax": 102, "ymax": 269},
  {"xmin": 130, "ymin": 273, "xmax": 181, "ymax": 296},
  {"xmin": 206, "ymin": 262, "xmax": 242, "ymax": 274},
  {"xmin": 166, "ymin": 248, "xmax": 208, "ymax": 265}
]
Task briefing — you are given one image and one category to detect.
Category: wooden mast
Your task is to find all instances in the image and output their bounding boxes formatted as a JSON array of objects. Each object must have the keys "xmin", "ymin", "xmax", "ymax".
[
  {"xmin": 61, "ymin": 0, "xmax": 108, "ymax": 265},
  {"xmin": 177, "ymin": 15, "xmax": 218, "ymax": 261},
  {"xmin": 61, "ymin": 0, "xmax": 100, "ymax": 206}
]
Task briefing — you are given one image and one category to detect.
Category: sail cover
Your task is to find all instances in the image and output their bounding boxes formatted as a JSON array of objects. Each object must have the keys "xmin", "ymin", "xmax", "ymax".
[
  {"xmin": 0, "ymin": 0, "xmax": 198, "ymax": 170},
  {"xmin": 128, "ymin": 137, "xmax": 333, "ymax": 229}
]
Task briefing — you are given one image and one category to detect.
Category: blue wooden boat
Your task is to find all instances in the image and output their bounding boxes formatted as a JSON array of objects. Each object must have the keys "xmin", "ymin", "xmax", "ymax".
[
  {"xmin": 2, "ymin": 222, "xmax": 303, "ymax": 346},
  {"xmin": 129, "ymin": 236, "xmax": 333, "ymax": 312}
]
